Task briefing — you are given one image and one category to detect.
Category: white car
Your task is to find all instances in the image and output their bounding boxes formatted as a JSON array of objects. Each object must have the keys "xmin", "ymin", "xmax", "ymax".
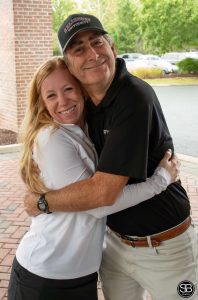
[
  {"xmin": 118, "ymin": 53, "xmax": 144, "ymax": 61},
  {"xmin": 139, "ymin": 54, "xmax": 178, "ymax": 74},
  {"xmin": 160, "ymin": 52, "xmax": 198, "ymax": 65},
  {"xmin": 184, "ymin": 52, "xmax": 198, "ymax": 59},
  {"xmin": 125, "ymin": 59, "xmax": 151, "ymax": 71}
]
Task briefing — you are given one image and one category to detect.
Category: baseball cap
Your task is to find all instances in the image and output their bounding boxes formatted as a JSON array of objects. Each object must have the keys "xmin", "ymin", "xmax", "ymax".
[{"xmin": 58, "ymin": 13, "xmax": 108, "ymax": 54}]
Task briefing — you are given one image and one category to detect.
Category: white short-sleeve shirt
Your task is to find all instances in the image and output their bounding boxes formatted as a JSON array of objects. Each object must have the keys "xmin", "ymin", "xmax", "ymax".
[{"xmin": 16, "ymin": 124, "xmax": 170, "ymax": 279}]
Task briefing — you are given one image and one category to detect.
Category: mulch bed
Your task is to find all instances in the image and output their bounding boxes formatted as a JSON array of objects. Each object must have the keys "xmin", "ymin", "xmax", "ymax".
[{"xmin": 0, "ymin": 129, "xmax": 18, "ymax": 145}]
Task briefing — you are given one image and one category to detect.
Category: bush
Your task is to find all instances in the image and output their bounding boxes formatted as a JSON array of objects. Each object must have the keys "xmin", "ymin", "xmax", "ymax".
[
  {"xmin": 177, "ymin": 58, "xmax": 198, "ymax": 74},
  {"xmin": 53, "ymin": 47, "xmax": 61, "ymax": 56},
  {"xmin": 53, "ymin": 31, "xmax": 61, "ymax": 56},
  {"xmin": 127, "ymin": 67, "xmax": 163, "ymax": 79}
]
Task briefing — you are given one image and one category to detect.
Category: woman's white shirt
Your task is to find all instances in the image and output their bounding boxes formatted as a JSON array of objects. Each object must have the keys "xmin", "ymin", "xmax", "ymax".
[{"xmin": 16, "ymin": 124, "xmax": 170, "ymax": 279}]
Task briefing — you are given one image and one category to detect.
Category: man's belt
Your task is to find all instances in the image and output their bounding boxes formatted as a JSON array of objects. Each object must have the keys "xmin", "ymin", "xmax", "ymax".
[{"xmin": 112, "ymin": 216, "xmax": 192, "ymax": 248}]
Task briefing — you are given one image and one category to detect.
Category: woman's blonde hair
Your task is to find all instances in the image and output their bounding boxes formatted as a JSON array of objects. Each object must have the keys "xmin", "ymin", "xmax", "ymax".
[{"xmin": 19, "ymin": 56, "xmax": 69, "ymax": 193}]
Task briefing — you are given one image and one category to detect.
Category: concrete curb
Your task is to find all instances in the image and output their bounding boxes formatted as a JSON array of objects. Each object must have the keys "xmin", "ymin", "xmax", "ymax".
[
  {"xmin": 151, "ymin": 84, "xmax": 198, "ymax": 87},
  {"xmin": 177, "ymin": 153, "xmax": 198, "ymax": 164},
  {"xmin": 0, "ymin": 143, "xmax": 21, "ymax": 154},
  {"xmin": 0, "ymin": 143, "xmax": 197, "ymax": 165}
]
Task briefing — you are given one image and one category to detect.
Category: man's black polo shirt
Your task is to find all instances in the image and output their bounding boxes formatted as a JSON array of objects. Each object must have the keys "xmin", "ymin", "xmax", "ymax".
[{"xmin": 86, "ymin": 58, "xmax": 190, "ymax": 236}]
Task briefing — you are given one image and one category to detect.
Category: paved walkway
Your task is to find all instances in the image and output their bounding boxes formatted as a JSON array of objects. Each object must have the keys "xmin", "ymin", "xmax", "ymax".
[{"xmin": 0, "ymin": 151, "xmax": 198, "ymax": 300}]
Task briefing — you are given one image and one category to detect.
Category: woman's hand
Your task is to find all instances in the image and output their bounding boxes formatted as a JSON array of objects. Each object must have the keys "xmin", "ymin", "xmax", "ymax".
[
  {"xmin": 159, "ymin": 149, "xmax": 180, "ymax": 183},
  {"xmin": 24, "ymin": 190, "xmax": 41, "ymax": 216}
]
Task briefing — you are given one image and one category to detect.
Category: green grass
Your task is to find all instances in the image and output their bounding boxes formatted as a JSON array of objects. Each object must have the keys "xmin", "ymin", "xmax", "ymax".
[{"xmin": 144, "ymin": 76, "xmax": 198, "ymax": 85}]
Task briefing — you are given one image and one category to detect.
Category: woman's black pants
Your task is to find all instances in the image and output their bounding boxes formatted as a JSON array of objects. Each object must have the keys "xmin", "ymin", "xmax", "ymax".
[{"xmin": 8, "ymin": 257, "xmax": 98, "ymax": 300}]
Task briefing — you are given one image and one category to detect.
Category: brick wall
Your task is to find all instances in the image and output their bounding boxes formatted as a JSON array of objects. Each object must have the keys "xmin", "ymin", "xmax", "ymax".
[
  {"xmin": 0, "ymin": 0, "xmax": 53, "ymax": 132},
  {"xmin": 0, "ymin": 0, "xmax": 17, "ymax": 132}
]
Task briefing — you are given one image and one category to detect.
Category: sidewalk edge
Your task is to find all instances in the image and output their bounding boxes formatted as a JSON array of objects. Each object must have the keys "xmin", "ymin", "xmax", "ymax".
[
  {"xmin": 177, "ymin": 153, "xmax": 198, "ymax": 164},
  {"xmin": 0, "ymin": 143, "xmax": 22, "ymax": 154},
  {"xmin": 0, "ymin": 144, "xmax": 198, "ymax": 164}
]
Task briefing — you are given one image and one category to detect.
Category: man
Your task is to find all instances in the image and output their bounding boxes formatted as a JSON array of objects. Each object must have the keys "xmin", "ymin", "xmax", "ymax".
[{"xmin": 25, "ymin": 13, "xmax": 197, "ymax": 300}]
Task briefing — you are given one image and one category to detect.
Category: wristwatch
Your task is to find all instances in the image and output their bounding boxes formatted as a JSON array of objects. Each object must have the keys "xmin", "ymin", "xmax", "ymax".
[{"xmin": 37, "ymin": 194, "xmax": 52, "ymax": 214}]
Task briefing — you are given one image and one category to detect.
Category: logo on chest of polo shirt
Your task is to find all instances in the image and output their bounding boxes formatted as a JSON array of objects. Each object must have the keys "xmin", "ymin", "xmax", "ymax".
[{"xmin": 103, "ymin": 129, "xmax": 110, "ymax": 135}]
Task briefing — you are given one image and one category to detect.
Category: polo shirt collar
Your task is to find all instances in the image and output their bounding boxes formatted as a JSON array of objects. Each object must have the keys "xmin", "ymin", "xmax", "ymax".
[{"xmin": 86, "ymin": 58, "xmax": 129, "ymax": 112}]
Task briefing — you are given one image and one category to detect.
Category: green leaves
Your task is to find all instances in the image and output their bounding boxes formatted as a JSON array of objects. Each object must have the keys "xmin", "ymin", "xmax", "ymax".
[
  {"xmin": 52, "ymin": 0, "xmax": 198, "ymax": 55},
  {"xmin": 177, "ymin": 58, "xmax": 198, "ymax": 73},
  {"xmin": 139, "ymin": 0, "xmax": 198, "ymax": 54}
]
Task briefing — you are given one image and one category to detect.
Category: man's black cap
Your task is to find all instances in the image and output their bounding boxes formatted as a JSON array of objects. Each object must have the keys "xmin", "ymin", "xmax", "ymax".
[{"xmin": 58, "ymin": 13, "xmax": 108, "ymax": 54}]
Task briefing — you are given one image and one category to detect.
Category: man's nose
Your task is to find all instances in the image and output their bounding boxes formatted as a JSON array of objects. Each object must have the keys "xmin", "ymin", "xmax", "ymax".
[{"xmin": 87, "ymin": 46, "xmax": 99, "ymax": 60}]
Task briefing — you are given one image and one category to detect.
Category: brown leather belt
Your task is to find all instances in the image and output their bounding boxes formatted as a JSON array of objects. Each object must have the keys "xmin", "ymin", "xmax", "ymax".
[{"xmin": 113, "ymin": 216, "xmax": 191, "ymax": 248}]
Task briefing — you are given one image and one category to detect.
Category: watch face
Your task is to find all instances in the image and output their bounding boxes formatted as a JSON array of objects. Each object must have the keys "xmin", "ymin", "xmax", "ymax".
[
  {"xmin": 39, "ymin": 203, "xmax": 46, "ymax": 210},
  {"xmin": 37, "ymin": 195, "xmax": 51, "ymax": 214},
  {"xmin": 37, "ymin": 196, "xmax": 47, "ymax": 212}
]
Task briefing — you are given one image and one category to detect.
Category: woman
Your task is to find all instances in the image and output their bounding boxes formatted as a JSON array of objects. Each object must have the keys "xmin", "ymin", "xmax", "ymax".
[{"xmin": 8, "ymin": 57, "xmax": 177, "ymax": 300}]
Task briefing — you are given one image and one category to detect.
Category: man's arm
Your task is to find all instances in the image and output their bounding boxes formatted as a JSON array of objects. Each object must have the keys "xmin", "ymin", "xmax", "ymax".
[
  {"xmin": 25, "ymin": 149, "xmax": 179, "ymax": 216},
  {"xmin": 25, "ymin": 172, "xmax": 128, "ymax": 216}
]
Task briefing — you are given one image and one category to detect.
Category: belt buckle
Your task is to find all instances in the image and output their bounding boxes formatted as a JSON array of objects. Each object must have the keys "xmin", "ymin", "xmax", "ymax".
[
  {"xmin": 130, "ymin": 240, "xmax": 137, "ymax": 248},
  {"xmin": 150, "ymin": 239, "xmax": 161, "ymax": 247},
  {"xmin": 126, "ymin": 236, "xmax": 139, "ymax": 248}
]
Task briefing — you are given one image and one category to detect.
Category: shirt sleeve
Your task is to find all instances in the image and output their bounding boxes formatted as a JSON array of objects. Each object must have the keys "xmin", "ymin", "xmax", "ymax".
[
  {"xmin": 86, "ymin": 167, "xmax": 171, "ymax": 218},
  {"xmin": 33, "ymin": 128, "xmax": 93, "ymax": 190}
]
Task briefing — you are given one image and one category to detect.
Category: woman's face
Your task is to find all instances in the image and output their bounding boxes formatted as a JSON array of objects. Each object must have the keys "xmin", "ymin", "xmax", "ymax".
[{"xmin": 41, "ymin": 68, "xmax": 84, "ymax": 127}]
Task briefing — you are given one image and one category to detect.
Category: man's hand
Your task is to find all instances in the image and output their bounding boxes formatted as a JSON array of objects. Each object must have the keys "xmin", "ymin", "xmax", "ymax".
[{"xmin": 24, "ymin": 191, "xmax": 41, "ymax": 216}]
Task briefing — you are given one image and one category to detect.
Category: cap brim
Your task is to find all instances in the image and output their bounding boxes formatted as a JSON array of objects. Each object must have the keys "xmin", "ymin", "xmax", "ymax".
[{"xmin": 62, "ymin": 28, "xmax": 108, "ymax": 53}]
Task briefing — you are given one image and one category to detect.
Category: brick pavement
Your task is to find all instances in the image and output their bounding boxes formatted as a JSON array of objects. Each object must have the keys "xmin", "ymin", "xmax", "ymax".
[{"xmin": 0, "ymin": 153, "xmax": 198, "ymax": 300}]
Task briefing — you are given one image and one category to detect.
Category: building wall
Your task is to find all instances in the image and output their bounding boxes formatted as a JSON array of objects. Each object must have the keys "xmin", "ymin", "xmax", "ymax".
[
  {"xmin": 0, "ymin": 0, "xmax": 53, "ymax": 132},
  {"xmin": 0, "ymin": 0, "xmax": 17, "ymax": 131}
]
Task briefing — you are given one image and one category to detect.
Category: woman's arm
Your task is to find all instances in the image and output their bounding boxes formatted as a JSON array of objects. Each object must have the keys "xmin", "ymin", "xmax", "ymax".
[{"xmin": 86, "ymin": 166, "xmax": 171, "ymax": 218}]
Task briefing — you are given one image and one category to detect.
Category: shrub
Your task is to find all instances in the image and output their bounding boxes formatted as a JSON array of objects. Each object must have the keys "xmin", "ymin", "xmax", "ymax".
[
  {"xmin": 53, "ymin": 47, "xmax": 61, "ymax": 56},
  {"xmin": 177, "ymin": 58, "xmax": 198, "ymax": 74},
  {"xmin": 127, "ymin": 67, "xmax": 163, "ymax": 79},
  {"xmin": 53, "ymin": 32, "xmax": 61, "ymax": 56}
]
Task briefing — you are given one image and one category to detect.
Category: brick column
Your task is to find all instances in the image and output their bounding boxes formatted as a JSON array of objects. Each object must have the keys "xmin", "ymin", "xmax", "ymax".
[{"xmin": 0, "ymin": 0, "xmax": 53, "ymax": 132}]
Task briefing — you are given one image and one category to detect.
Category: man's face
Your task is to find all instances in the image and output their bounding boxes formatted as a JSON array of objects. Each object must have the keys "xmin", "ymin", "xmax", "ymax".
[{"xmin": 65, "ymin": 30, "xmax": 117, "ymax": 89}]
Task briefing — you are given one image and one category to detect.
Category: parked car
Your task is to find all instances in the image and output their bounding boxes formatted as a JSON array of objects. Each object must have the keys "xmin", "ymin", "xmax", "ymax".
[
  {"xmin": 118, "ymin": 53, "xmax": 144, "ymax": 61},
  {"xmin": 139, "ymin": 54, "xmax": 178, "ymax": 74},
  {"xmin": 184, "ymin": 52, "xmax": 198, "ymax": 59},
  {"xmin": 160, "ymin": 52, "xmax": 198, "ymax": 65},
  {"xmin": 124, "ymin": 57, "xmax": 168, "ymax": 75},
  {"xmin": 125, "ymin": 59, "xmax": 151, "ymax": 71}
]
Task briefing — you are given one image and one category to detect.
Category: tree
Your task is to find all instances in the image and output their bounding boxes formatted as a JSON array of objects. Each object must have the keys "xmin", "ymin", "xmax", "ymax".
[
  {"xmin": 78, "ymin": 0, "xmax": 115, "ymax": 22},
  {"xmin": 51, "ymin": 0, "xmax": 198, "ymax": 55},
  {"xmin": 52, "ymin": 0, "xmax": 78, "ymax": 54},
  {"xmin": 139, "ymin": 0, "xmax": 198, "ymax": 54},
  {"xmin": 52, "ymin": 0, "xmax": 78, "ymax": 33},
  {"xmin": 112, "ymin": 0, "xmax": 142, "ymax": 53},
  {"xmin": 77, "ymin": 0, "xmax": 142, "ymax": 54}
]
